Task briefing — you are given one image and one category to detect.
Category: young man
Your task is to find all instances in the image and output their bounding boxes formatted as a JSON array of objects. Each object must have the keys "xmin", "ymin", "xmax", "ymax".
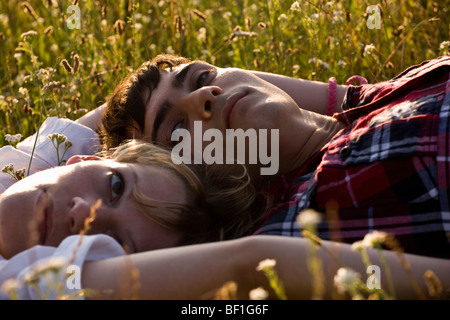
[{"xmin": 100, "ymin": 55, "xmax": 450, "ymax": 259}]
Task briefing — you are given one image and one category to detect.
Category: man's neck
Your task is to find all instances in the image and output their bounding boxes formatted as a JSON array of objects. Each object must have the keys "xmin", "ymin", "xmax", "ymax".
[{"xmin": 283, "ymin": 112, "xmax": 346, "ymax": 174}]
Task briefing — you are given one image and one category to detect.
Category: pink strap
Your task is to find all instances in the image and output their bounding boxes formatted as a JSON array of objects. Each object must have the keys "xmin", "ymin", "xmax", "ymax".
[
  {"xmin": 326, "ymin": 75, "xmax": 368, "ymax": 116},
  {"xmin": 345, "ymin": 75, "xmax": 368, "ymax": 85},
  {"xmin": 326, "ymin": 77, "xmax": 337, "ymax": 116}
]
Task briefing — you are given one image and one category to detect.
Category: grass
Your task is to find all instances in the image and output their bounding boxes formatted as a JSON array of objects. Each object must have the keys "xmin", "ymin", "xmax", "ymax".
[
  {"xmin": 0, "ymin": 0, "xmax": 449, "ymax": 300},
  {"xmin": 0, "ymin": 0, "xmax": 449, "ymax": 146}
]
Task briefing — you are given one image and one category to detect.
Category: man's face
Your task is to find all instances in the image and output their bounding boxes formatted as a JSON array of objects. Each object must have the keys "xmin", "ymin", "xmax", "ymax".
[{"xmin": 139, "ymin": 61, "xmax": 302, "ymax": 148}]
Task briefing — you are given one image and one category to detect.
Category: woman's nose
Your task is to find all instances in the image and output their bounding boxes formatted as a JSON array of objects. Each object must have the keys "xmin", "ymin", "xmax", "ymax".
[
  {"xmin": 68, "ymin": 197, "xmax": 96, "ymax": 234},
  {"xmin": 187, "ymin": 86, "xmax": 222, "ymax": 120}
]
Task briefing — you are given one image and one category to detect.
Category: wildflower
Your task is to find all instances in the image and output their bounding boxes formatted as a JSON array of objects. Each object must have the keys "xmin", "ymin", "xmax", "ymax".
[
  {"xmin": 113, "ymin": 19, "xmax": 126, "ymax": 35},
  {"xmin": 48, "ymin": 133, "xmax": 73, "ymax": 165},
  {"xmin": 1, "ymin": 278, "xmax": 21, "ymax": 299},
  {"xmin": 20, "ymin": 30, "xmax": 38, "ymax": 40},
  {"xmin": 297, "ymin": 208, "xmax": 322, "ymax": 229},
  {"xmin": 333, "ymin": 267, "xmax": 361, "ymax": 294},
  {"xmin": 290, "ymin": 1, "xmax": 300, "ymax": 11},
  {"xmin": 18, "ymin": 87, "xmax": 29, "ymax": 99},
  {"xmin": 61, "ymin": 59, "xmax": 73, "ymax": 73},
  {"xmin": 308, "ymin": 58, "xmax": 330, "ymax": 70},
  {"xmin": 439, "ymin": 41, "xmax": 450, "ymax": 55},
  {"xmin": 256, "ymin": 258, "xmax": 287, "ymax": 300},
  {"xmin": 197, "ymin": 27, "xmax": 206, "ymax": 42},
  {"xmin": 337, "ymin": 60, "xmax": 347, "ymax": 67},
  {"xmin": 72, "ymin": 54, "xmax": 80, "ymax": 73},
  {"xmin": 256, "ymin": 259, "xmax": 276, "ymax": 271},
  {"xmin": 351, "ymin": 240, "xmax": 365, "ymax": 252},
  {"xmin": 424, "ymin": 270, "xmax": 443, "ymax": 298},
  {"xmin": 249, "ymin": 287, "xmax": 269, "ymax": 300},
  {"xmin": 22, "ymin": 257, "xmax": 67, "ymax": 286},
  {"xmin": 362, "ymin": 230, "xmax": 389, "ymax": 248},
  {"xmin": 42, "ymin": 81, "xmax": 60, "ymax": 92},
  {"xmin": 310, "ymin": 13, "xmax": 319, "ymax": 21},
  {"xmin": 20, "ymin": 2, "xmax": 38, "ymax": 21},
  {"xmin": 257, "ymin": 22, "xmax": 266, "ymax": 29},
  {"xmin": 192, "ymin": 9, "xmax": 206, "ymax": 21},
  {"xmin": 363, "ymin": 43, "xmax": 376, "ymax": 57},
  {"xmin": 14, "ymin": 168, "xmax": 26, "ymax": 181},
  {"xmin": 5, "ymin": 133, "xmax": 23, "ymax": 144},
  {"xmin": 2, "ymin": 164, "xmax": 14, "ymax": 173},
  {"xmin": 233, "ymin": 29, "xmax": 258, "ymax": 37}
]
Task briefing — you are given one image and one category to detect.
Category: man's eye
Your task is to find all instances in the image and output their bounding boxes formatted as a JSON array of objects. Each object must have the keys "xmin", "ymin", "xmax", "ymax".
[
  {"xmin": 196, "ymin": 70, "xmax": 210, "ymax": 89},
  {"xmin": 170, "ymin": 122, "xmax": 183, "ymax": 146},
  {"xmin": 110, "ymin": 172, "xmax": 125, "ymax": 202}
]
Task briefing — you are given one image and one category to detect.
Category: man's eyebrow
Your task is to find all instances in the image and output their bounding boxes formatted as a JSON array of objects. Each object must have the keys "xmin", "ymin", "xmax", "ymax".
[
  {"xmin": 151, "ymin": 100, "xmax": 173, "ymax": 143},
  {"xmin": 172, "ymin": 62, "xmax": 199, "ymax": 88}
]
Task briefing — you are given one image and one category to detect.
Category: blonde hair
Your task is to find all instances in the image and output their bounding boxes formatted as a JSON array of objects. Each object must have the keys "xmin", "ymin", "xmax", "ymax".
[{"xmin": 105, "ymin": 140, "xmax": 263, "ymax": 246}]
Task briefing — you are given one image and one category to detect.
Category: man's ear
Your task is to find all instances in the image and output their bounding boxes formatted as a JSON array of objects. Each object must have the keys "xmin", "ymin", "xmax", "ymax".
[{"xmin": 66, "ymin": 155, "xmax": 103, "ymax": 166}]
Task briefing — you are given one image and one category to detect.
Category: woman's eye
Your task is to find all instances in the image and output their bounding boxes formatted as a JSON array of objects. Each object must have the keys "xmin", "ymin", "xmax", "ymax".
[
  {"xmin": 196, "ymin": 70, "xmax": 210, "ymax": 89},
  {"xmin": 110, "ymin": 172, "xmax": 125, "ymax": 202}
]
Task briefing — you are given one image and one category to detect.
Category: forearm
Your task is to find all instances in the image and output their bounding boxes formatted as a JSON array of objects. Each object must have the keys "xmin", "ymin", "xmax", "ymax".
[
  {"xmin": 251, "ymin": 71, "xmax": 347, "ymax": 115},
  {"xmin": 81, "ymin": 235, "xmax": 450, "ymax": 300},
  {"xmin": 82, "ymin": 238, "xmax": 243, "ymax": 299}
]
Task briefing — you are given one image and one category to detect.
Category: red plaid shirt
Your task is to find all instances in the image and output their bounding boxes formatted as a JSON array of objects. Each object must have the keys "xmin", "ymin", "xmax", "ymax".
[{"xmin": 255, "ymin": 56, "xmax": 450, "ymax": 259}]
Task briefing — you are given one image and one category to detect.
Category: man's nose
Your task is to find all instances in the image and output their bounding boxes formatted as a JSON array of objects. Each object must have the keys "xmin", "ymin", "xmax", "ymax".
[{"xmin": 186, "ymin": 86, "xmax": 222, "ymax": 120}]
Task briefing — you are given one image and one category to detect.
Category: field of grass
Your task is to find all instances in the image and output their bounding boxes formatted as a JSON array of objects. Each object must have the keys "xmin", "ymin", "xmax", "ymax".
[
  {"xmin": 0, "ymin": 0, "xmax": 449, "ymax": 300},
  {"xmin": 0, "ymin": 0, "xmax": 448, "ymax": 147}
]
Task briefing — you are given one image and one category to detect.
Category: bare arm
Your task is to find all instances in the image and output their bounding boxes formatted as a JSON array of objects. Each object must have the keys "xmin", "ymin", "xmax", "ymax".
[
  {"xmin": 75, "ymin": 103, "xmax": 107, "ymax": 132},
  {"xmin": 251, "ymin": 71, "xmax": 348, "ymax": 115},
  {"xmin": 81, "ymin": 236, "xmax": 450, "ymax": 300}
]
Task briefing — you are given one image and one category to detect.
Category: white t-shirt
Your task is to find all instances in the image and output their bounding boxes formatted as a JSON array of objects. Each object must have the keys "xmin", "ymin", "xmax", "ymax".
[{"xmin": 0, "ymin": 117, "xmax": 126, "ymax": 299}]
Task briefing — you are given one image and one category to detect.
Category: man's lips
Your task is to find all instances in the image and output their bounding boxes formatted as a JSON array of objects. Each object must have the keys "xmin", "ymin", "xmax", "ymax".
[
  {"xmin": 222, "ymin": 90, "xmax": 248, "ymax": 129},
  {"xmin": 35, "ymin": 190, "xmax": 54, "ymax": 245}
]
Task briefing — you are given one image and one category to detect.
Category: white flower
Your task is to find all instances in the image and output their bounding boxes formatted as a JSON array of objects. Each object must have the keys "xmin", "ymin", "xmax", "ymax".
[
  {"xmin": 256, "ymin": 259, "xmax": 277, "ymax": 271},
  {"xmin": 197, "ymin": 27, "xmax": 206, "ymax": 41},
  {"xmin": 310, "ymin": 13, "xmax": 319, "ymax": 21},
  {"xmin": 297, "ymin": 208, "xmax": 322, "ymax": 229},
  {"xmin": 1, "ymin": 278, "xmax": 21, "ymax": 296},
  {"xmin": 337, "ymin": 60, "xmax": 347, "ymax": 67},
  {"xmin": 363, "ymin": 43, "xmax": 376, "ymax": 56},
  {"xmin": 5, "ymin": 133, "xmax": 23, "ymax": 144},
  {"xmin": 20, "ymin": 30, "xmax": 38, "ymax": 40},
  {"xmin": 362, "ymin": 230, "xmax": 388, "ymax": 248},
  {"xmin": 290, "ymin": 1, "xmax": 300, "ymax": 11},
  {"xmin": 439, "ymin": 41, "xmax": 450, "ymax": 50},
  {"xmin": 249, "ymin": 287, "xmax": 269, "ymax": 300},
  {"xmin": 333, "ymin": 267, "xmax": 361, "ymax": 294},
  {"xmin": 308, "ymin": 58, "xmax": 330, "ymax": 70}
]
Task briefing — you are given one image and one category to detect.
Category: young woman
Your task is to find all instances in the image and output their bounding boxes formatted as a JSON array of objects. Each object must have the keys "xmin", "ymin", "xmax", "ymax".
[
  {"xmin": 0, "ymin": 118, "xmax": 257, "ymax": 299},
  {"xmin": 99, "ymin": 55, "xmax": 450, "ymax": 260}
]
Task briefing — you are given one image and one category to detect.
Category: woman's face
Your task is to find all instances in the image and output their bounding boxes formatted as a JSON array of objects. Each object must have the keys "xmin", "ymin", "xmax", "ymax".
[{"xmin": 0, "ymin": 159, "xmax": 187, "ymax": 259}]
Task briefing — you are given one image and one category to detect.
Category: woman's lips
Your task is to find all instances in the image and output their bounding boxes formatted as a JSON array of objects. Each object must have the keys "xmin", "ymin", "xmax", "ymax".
[{"xmin": 222, "ymin": 90, "xmax": 248, "ymax": 129}]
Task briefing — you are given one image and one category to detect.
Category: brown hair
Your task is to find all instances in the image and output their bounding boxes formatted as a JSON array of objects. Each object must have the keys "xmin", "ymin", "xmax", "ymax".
[
  {"xmin": 107, "ymin": 140, "xmax": 264, "ymax": 247},
  {"xmin": 100, "ymin": 54, "xmax": 191, "ymax": 150}
]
